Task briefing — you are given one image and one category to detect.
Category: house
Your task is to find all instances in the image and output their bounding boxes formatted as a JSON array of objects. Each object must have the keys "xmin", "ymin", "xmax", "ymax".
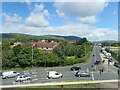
[
  {"xmin": 11, "ymin": 42, "xmax": 23, "ymax": 48},
  {"xmin": 11, "ymin": 40, "xmax": 58, "ymax": 52},
  {"xmin": 35, "ymin": 40, "xmax": 58, "ymax": 52},
  {"xmin": 26, "ymin": 42, "xmax": 36, "ymax": 47}
]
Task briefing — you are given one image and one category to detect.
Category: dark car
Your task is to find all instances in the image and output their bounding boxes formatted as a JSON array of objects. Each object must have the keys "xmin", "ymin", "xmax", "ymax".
[
  {"xmin": 114, "ymin": 62, "xmax": 120, "ymax": 68},
  {"xmin": 70, "ymin": 66, "xmax": 81, "ymax": 71},
  {"xmin": 75, "ymin": 70, "xmax": 90, "ymax": 77},
  {"xmin": 94, "ymin": 61, "xmax": 100, "ymax": 65},
  {"xmin": 108, "ymin": 57, "xmax": 113, "ymax": 62}
]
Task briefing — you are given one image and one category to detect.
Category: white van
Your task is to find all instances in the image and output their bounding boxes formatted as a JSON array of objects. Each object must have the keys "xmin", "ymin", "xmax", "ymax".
[
  {"xmin": 2, "ymin": 71, "xmax": 20, "ymax": 79},
  {"xmin": 47, "ymin": 71, "xmax": 63, "ymax": 79},
  {"xmin": 105, "ymin": 53, "xmax": 111, "ymax": 59}
]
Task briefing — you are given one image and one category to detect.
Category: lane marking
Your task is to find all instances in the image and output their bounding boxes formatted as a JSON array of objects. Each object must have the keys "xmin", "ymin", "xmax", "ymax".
[
  {"xmin": 32, "ymin": 79, "xmax": 38, "ymax": 81},
  {"xmin": 12, "ymin": 82, "xmax": 20, "ymax": 85},
  {"xmin": 41, "ymin": 78, "xmax": 48, "ymax": 80},
  {"xmin": 22, "ymin": 80, "xmax": 31, "ymax": 83},
  {"xmin": 91, "ymin": 72, "xmax": 95, "ymax": 81}
]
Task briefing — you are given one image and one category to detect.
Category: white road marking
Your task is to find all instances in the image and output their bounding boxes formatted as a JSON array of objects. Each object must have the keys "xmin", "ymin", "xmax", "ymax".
[
  {"xmin": 23, "ymin": 71, "xmax": 30, "ymax": 75},
  {"xmin": 91, "ymin": 72, "xmax": 95, "ymax": 81},
  {"xmin": 31, "ymin": 71, "xmax": 37, "ymax": 75},
  {"xmin": 33, "ymin": 75, "xmax": 37, "ymax": 77},
  {"xmin": 12, "ymin": 82, "xmax": 20, "ymax": 85},
  {"xmin": 41, "ymin": 78, "xmax": 48, "ymax": 80},
  {"xmin": 32, "ymin": 79, "xmax": 38, "ymax": 81}
]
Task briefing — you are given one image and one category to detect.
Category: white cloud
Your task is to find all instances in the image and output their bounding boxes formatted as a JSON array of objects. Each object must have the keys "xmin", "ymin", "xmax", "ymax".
[
  {"xmin": 25, "ymin": 4, "xmax": 50, "ymax": 27},
  {"xmin": 33, "ymin": 4, "xmax": 44, "ymax": 13},
  {"xmin": 56, "ymin": 9, "xmax": 67, "ymax": 19},
  {"xmin": 43, "ymin": 10, "xmax": 50, "ymax": 17},
  {"xmin": 78, "ymin": 16, "xmax": 98, "ymax": 24},
  {"xmin": 3, "ymin": 13, "xmax": 23, "ymax": 23},
  {"xmin": 55, "ymin": 2, "xmax": 107, "ymax": 24},
  {"xmin": 2, "ymin": 23, "xmax": 118, "ymax": 41},
  {"xmin": 25, "ymin": 13, "xmax": 49, "ymax": 27},
  {"xmin": 26, "ymin": 1, "xmax": 31, "ymax": 10}
]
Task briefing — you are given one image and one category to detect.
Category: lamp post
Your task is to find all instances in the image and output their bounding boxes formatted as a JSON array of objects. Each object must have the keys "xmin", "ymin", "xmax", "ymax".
[
  {"xmin": 85, "ymin": 42, "xmax": 86, "ymax": 56},
  {"xmin": 32, "ymin": 40, "xmax": 33, "ymax": 67}
]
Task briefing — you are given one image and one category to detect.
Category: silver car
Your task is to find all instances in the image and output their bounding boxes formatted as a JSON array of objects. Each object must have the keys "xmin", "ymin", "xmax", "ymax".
[
  {"xmin": 15, "ymin": 75, "xmax": 31, "ymax": 82},
  {"xmin": 75, "ymin": 70, "xmax": 90, "ymax": 77}
]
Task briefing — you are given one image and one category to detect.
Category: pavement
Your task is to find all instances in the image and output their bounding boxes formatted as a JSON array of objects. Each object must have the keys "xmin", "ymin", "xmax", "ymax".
[{"xmin": 1, "ymin": 45, "xmax": 119, "ymax": 87}]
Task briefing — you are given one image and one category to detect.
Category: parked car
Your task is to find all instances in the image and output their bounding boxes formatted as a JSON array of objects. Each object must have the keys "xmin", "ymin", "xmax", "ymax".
[
  {"xmin": 94, "ymin": 60, "xmax": 100, "ymax": 65},
  {"xmin": 2, "ymin": 71, "xmax": 20, "ymax": 79},
  {"xmin": 114, "ymin": 62, "xmax": 120, "ymax": 68},
  {"xmin": 75, "ymin": 70, "xmax": 90, "ymax": 77},
  {"xmin": 15, "ymin": 75, "xmax": 31, "ymax": 82},
  {"xmin": 47, "ymin": 71, "xmax": 63, "ymax": 79},
  {"xmin": 70, "ymin": 66, "xmax": 81, "ymax": 71}
]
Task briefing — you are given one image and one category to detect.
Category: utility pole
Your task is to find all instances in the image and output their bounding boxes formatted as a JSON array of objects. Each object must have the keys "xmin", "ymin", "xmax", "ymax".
[
  {"xmin": 32, "ymin": 40, "xmax": 33, "ymax": 67},
  {"xmin": 85, "ymin": 42, "xmax": 86, "ymax": 56}
]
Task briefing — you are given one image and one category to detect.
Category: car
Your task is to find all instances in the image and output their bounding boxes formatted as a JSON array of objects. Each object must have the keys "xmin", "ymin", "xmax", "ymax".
[
  {"xmin": 2, "ymin": 71, "xmax": 20, "ymax": 79},
  {"xmin": 114, "ymin": 62, "xmax": 120, "ymax": 68},
  {"xmin": 94, "ymin": 61, "xmax": 100, "ymax": 65},
  {"xmin": 47, "ymin": 71, "xmax": 63, "ymax": 79},
  {"xmin": 15, "ymin": 75, "xmax": 31, "ymax": 82},
  {"xmin": 108, "ymin": 57, "xmax": 113, "ymax": 62},
  {"xmin": 75, "ymin": 70, "xmax": 90, "ymax": 77},
  {"xmin": 70, "ymin": 66, "xmax": 81, "ymax": 71}
]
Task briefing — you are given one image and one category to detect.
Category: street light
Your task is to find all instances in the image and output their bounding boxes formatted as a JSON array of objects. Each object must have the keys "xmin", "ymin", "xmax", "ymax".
[{"xmin": 32, "ymin": 40, "xmax": 34, "ymax": 67}]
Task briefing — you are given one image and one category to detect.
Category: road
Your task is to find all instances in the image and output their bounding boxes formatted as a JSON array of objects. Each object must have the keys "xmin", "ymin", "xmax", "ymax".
[{"xmin": 1, "ymin": 45, "xmax": 119, "ymax": 85}]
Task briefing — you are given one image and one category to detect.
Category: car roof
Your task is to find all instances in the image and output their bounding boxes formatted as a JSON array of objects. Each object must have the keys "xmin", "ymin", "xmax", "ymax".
[{"xmin": 3, "ymin": 71, "xmax": 15, "ymax": 73}]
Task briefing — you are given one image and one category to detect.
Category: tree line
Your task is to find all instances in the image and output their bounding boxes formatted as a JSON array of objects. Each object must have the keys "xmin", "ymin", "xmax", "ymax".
[{"xmin": 2, "ymin": 38, "xmax": 93, "ymax": 69}]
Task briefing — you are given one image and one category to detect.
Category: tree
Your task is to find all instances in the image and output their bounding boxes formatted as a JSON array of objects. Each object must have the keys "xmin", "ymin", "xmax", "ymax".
[
  {"xmin": 75, "ymin": 45, "xmax": 85, "ymax": 58},
  {"xmin": 76, "ymin": 37, "xmax": 88, "ymax": 45}
]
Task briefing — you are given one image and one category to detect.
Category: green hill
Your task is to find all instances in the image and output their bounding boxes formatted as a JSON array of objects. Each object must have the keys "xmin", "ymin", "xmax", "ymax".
[
  {"xmin": 1, "ymin": 33, "xmax": 65, "ymax": 41},
  {"xmin": 1, "ymin": 33, "xmax": 81, "ymax": 41},
  {"xmin": 51, "ymin": 35, "xmax": 81, "ymax": 41}
]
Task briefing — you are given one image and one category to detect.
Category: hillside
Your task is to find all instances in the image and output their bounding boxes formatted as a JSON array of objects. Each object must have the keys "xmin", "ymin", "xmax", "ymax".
[
  {"xmin": 51, "ymin": 35, "xmax": 81, "ymax": 41},
  {"xmin": 1, "ymin": 33, "xmax": 81, "ymax": 41}
]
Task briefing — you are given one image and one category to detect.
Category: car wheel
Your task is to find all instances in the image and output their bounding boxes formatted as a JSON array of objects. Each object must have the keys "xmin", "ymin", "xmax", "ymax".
[
  {"xmin": 61, "ymin": 76, "xmax": 63, "ymax": 78},
  {"xmin": 27, "ymin": 78, "xmax": 31, "ymax": 80},
  {"xmin": 20, "ymin": 80, "xmax": 22, "ymax": 82},
  {"xmin": 5, "ymin": 76, "xmax": 7, "ymax": 79}
]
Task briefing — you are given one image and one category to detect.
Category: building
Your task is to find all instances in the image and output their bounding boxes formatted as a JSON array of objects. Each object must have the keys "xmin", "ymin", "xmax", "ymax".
[
  {"xmin": 11, "ymin": 40, "xmax": 58, "ymax": 52},
  {"xmin": 11, "ymin": 42, "xmax": 23, "ymax": 48},
  {"xmin": 35, "ymin": 40, "xmax": 58, "ymax": 52},
  {"xmin": 109, "ymin": 47, "xmax": 120, "ymax": 51}
]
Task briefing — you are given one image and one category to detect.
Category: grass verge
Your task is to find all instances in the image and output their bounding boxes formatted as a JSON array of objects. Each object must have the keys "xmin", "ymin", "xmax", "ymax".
[{"xmin": 17, "ymin": 80, "xmax": 100, "ymax": 90}]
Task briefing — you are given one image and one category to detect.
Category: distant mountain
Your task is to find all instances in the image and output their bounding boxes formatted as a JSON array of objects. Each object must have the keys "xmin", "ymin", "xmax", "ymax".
[
  {"xmin": 1, "ymin": 33, "xmax": 81, "ymax": 41},
  {"xmin": 0, "ymin": 33, "xmax": 65, "ymax": 41},
  {"xmin": 51, "ymin": 35, "xmax": 81, "ymax": 41}
]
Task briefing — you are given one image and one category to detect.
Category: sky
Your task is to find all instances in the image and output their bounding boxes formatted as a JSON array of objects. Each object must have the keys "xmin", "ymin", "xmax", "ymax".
[{"xmin": 1, "ymin": 1, "xmax": 118, "ymax": 41}]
